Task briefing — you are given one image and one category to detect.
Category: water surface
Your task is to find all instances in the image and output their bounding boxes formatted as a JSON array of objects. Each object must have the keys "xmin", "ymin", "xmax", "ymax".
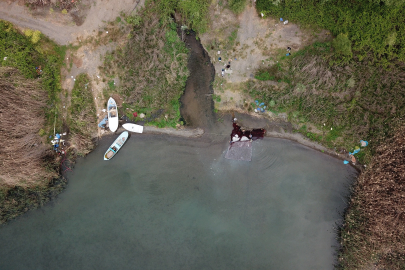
[{"xmin": 0, "ymin": 135, "xmax": 356, "ymax": 270}]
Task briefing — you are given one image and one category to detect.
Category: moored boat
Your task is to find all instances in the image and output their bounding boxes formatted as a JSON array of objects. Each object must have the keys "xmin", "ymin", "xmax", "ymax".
[
  {"xmin": 107, "ymin": 97, "xmax": 119, "ymax": 132},
  {"xmin": 122, "ymin": 123, "xmax": 143, "ymax": 133},
  {"xmin": 104, "ymin": 131, "xmax": 128, "ymax": 160}
]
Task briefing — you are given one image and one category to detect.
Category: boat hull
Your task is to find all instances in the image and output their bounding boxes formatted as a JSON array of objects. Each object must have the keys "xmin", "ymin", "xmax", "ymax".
[
  {"xmin": 107, "ymin": 97, "xmax": 119, "ymax": 132},
  {"xmin": 104, "ymin": 131, "xmax": 129, "ymax": 160},
  {"xmin": 122, "ymin": 123, "xmax": 143, "ymax": 133}
]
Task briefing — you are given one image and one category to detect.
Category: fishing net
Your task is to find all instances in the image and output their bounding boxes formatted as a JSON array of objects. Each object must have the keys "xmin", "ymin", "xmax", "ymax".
[{"xmin": 225, "ymin": 141, "xmax": 252, "ymax": 161}]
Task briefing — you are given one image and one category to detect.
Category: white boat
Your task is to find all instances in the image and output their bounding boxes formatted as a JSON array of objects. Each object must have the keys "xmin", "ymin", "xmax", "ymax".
[
  {"xmin": 107, "ymin": 97, "xmax": 118, "ymax": 132},
  {"xmin": 122, "ymin": 123, "xmax": 143, "ymax": 134},
  {"xmin": 104, "ymin": 131, "xmax": 128, "ymax": 160}
]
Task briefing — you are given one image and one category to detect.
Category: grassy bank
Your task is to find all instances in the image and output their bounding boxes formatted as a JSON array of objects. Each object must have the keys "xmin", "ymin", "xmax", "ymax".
[
  {"xmin": 68, "ymin": 74, "xmax": 97, "ymax": 156},
  {"xmin": 247, "ymin": 42, "xmax": 405, "ymax": 164}
]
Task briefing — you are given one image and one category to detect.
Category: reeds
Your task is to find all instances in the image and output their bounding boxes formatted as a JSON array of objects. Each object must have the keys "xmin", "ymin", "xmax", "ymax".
[
  {"xmin": 0, "ymin": 67, "xmax": 58, "ymax": 187},
  {"xmin": 338, "ymin": 126, "xmax": 405, "ymax": 269}
]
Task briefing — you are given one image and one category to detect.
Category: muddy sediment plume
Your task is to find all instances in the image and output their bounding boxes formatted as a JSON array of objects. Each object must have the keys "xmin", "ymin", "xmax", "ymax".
[{"xmin": 180, "ymin": 31, "xmax": 216, "ymax": 130}]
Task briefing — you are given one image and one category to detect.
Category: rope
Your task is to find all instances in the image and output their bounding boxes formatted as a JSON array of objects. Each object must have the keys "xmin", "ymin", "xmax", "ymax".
[{"xmin": 60, "ymin": 152, "xmax": 72, "ymax": 173}]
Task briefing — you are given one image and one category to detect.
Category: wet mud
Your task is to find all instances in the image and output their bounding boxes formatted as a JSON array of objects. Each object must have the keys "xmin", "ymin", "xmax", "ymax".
[{"xmin": 180, "ymin": 31, "xmax": 216, "ymax": 131}]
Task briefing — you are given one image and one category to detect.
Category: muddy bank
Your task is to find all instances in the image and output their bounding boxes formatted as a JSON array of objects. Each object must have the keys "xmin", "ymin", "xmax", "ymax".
[{"xmin": 180, "ymin": 31, "xmax": 216, "ymax": 130}]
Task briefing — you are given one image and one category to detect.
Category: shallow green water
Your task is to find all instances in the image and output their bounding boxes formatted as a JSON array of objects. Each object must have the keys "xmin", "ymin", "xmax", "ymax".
[{"xmin": 0, "ymin": 135, "xmax": 356, "ymax": 269}]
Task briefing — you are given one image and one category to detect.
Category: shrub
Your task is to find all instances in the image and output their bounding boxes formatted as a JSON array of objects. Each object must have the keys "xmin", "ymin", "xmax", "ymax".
[
  {"xmin": 229, "ymin": 0, "xmax": 247, "ymax": 14},
  {"xmin": 31, "ymin": 30, "xmax": 41, "ymax": 44},
  {"xmin": 332, "ymin": 33, "xmax": 352, "ymax": 59},
  {"xmin": 256, "ymin": 0, "xmax": 405, "ymax": 63}
]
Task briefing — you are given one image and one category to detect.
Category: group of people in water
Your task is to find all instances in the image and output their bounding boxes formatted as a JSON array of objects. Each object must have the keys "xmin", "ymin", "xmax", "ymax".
[{"xmin": 230, "ymin": 118, "xmax": 266, "ymax": 144}]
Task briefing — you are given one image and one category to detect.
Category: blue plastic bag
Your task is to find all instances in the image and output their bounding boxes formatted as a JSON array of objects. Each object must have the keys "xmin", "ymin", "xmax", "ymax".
[
  {"xmin": 349, "ymin": 149, "xmax": 360, "ymax": 155},
  {"xmin": 343, "ymin": 160, "xmax": 349, "ymax": 164},
  {"xmin": 360, "ymin": 140, "xmax": 369, "ymax": 147}
]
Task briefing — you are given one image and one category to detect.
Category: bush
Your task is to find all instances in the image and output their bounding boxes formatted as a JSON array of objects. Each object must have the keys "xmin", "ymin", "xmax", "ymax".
[
  {"xmin": 255, "ymin": 71, "xmax": 274, "ymax": 81},
  {"xmin": 256, "ymin": 0, "xmax": 405, "ymax": 63},
  {"xmin": 229, "ymin": 0, "xmax": 247, "ymax": 14},
  {"xmin": 156, "ymin": 0, "xmax": 211, "ymax": 33},
  {"xmin": 332, "ymin": 33, "xmax": 352, "ymax": 59}
]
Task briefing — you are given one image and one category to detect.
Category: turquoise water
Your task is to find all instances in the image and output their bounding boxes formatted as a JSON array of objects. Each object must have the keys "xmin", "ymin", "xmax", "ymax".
[{"xmin": 0, "ymin": 135, "xmax": 356, "ymax": 269}]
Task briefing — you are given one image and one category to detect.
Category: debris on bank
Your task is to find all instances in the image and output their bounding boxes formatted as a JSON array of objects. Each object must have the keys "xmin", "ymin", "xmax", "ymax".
[
  {"xmin": 254, "ymin": 100, "xmax": 267, "ymax": 113},
  {"xmin": 50, "ymin": 132, "xmax": 66, "ymax": 154},
  {"xmin": 344, "ymin": 139, "xmax": 369, "ymax": 165}
]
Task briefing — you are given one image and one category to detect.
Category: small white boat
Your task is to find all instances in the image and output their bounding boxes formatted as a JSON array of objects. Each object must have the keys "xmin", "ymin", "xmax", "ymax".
[
  {"xmin": 104, "ymin": 131, "xmax": 128, "ymax": 160},
  {"xmin": 107, "ymin": 97, "xmax": 118, "ymax": 132},
  {"xmin": 122, "ymin": 123, "xmax": 143, "ymax": 134}
]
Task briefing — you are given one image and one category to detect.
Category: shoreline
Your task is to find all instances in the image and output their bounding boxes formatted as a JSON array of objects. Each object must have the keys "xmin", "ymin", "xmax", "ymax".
[{"xmin": 98, "ymin": 113, "xmax": 361, "ymax": 173}]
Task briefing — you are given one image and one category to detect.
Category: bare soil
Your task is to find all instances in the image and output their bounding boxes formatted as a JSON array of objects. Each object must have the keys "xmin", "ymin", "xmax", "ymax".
[{"xmin": 200, "ymin": 1, "xmax": 330, "ymax": 120}]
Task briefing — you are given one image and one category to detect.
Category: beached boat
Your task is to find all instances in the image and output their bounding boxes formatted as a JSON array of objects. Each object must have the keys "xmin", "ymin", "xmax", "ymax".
[
  {"xmin": 122, "ymin": 123, "xmax": 143, "ymax": 134},
  {"xmin": 107, "ymin": 97, "xmax": 119, "ymax": 132},
  {"xmin": 104, "ymin": 131, "xmax": 129, "ymax": 160}
]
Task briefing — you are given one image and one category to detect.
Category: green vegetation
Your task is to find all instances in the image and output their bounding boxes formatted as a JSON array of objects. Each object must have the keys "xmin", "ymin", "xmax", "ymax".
[
  {"xmin": 0, "ymin": 20, "xmax": 65, "ymax": 133},
  {"xmin": 68, "ymin": 74, "xmax": 97, "ymax": 156},
  {"xmin": 101, "ymin": 1, "xmax": 190, "ymax": 128},
  {"xmin": 227, "ymin": 29, "xmax": 238, "ymax": 48},
  {"xmin": 155, "ymin": 0, "xmax": 211, "ymax": 33},
  {"xmin": 228, "ymin": 0, "xmax": 247, "ymax": 14},
  {"xmin": 254, "ymin": 71, "xmax": 274, "ymax": 81},
  {"xmin": 256, "ymin": 0, "xmax": 405, "ymax": 64},
  {"xmin": 212, "ymin": 94, "xmax": 221, "ymax": 102},
  {"xmin": 249, "ymin": 42, "xmax": 404, "ymax": 164},
  {"xmin": 100, "ymin": 0, "xmax": 215, "ymax": 128}
]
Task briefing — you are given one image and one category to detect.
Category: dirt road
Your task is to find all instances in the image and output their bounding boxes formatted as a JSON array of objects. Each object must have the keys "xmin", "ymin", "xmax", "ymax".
[{"xmin": 0, "ymin": 0, "xmax": 143, "ymax": 45}]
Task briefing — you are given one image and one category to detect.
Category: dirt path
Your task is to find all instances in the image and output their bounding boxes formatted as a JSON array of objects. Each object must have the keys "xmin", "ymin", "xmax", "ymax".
[{"xmin": 0, "ymin": 0, "xmax": 143, "ymax": 45}]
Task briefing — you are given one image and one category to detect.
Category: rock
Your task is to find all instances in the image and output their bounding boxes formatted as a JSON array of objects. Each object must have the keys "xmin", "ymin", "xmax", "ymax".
[
  {"xmin": 278, "ymin": 113, "xmax": 288, "ymax": 121},
  {"xmin": 139, "ymin": 113, "xmax": 145, "ymax": 119}
]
